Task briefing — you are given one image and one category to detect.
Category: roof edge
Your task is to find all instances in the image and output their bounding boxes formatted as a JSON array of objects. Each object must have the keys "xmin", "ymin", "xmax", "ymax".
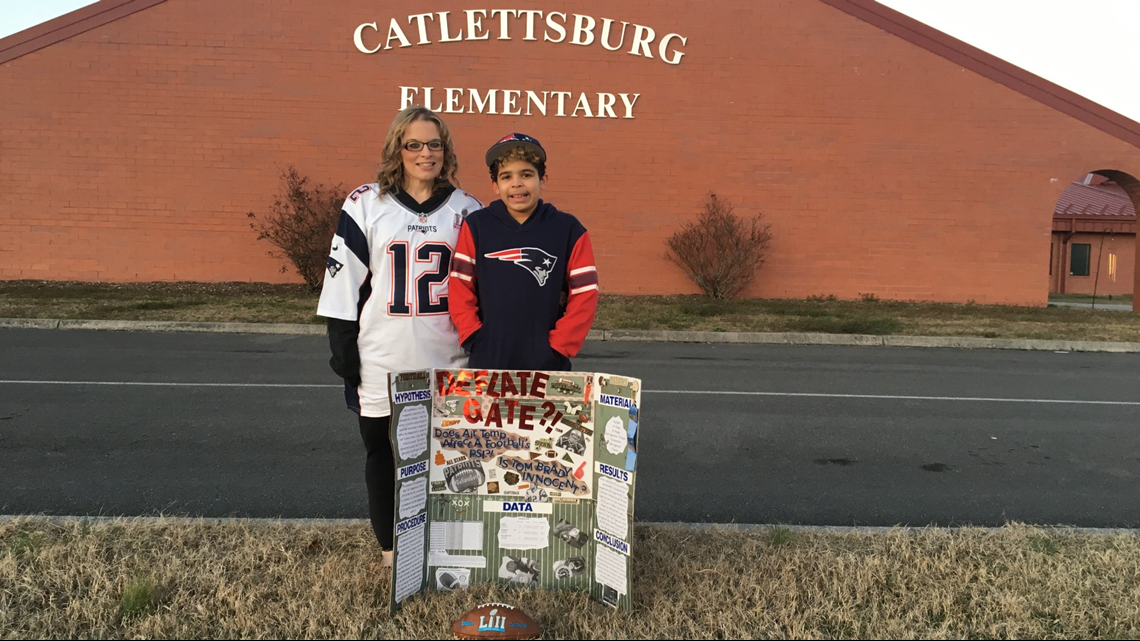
[
  {"xmin": 819, "ymin": 0, "xmax": 1140, "ymax": 150},
  {"xmin": 0, "ymin": 0, "xmax": 167, "ymax": 65}
]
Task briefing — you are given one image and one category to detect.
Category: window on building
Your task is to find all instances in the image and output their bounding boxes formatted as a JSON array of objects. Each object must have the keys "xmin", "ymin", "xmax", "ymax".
[{"xmin": 1070, "ymin": 243, "xmax": 1091, "ymax": 276}]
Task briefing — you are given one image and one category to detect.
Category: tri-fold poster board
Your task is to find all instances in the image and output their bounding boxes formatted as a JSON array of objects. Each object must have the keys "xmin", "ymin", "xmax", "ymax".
[{"xmin": 387, "ymin": 368, "xmax": 641, "ymax": 612}]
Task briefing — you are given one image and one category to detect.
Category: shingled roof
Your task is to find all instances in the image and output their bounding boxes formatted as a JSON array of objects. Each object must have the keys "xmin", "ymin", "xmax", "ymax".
[{"xmin": 1055, "ymin": 176, "xmax": 1137, "ymax": 219}]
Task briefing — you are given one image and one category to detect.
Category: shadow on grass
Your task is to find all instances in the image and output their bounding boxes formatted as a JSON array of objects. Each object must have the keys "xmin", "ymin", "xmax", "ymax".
[{"xmin": 787, "ymin": 316, "xmax": 903, "ymax": 335}]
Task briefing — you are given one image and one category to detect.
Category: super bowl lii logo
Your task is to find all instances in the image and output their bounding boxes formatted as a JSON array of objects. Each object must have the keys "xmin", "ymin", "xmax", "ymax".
[{"xmin": 478, "ymin": 608, "xmax": 507, "ymax": 632}]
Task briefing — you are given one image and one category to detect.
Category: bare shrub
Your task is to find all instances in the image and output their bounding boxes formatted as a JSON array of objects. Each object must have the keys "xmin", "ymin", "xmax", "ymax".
[
  {"xmin": 665, "ymin": 192, "xmax": 773, "ymax": 299},
  {"xmin": 247, "ymin": 166, "xmax": 346, "ymax": 291}
]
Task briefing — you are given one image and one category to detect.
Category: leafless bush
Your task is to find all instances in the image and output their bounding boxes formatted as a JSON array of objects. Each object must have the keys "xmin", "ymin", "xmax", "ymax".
[
  {"xmin": 248, "ymin": 166, "xmax": 346, "ymax": 291},
  {"xmin": 665, "ymin": 193, "xmax": 773, "ymax": 299}
]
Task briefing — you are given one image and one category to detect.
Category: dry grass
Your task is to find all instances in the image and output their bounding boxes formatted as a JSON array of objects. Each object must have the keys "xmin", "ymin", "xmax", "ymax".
[
  {"xmin": 0, "ymin": 281, "xmax": 322, "ymax": 325},
  {"xmin": 2, "ymin": 281, "xmax": 1140, "ymax": 342},
  {"xmin": 595, "ymin": 295, "xmax": 1140, "ymax": 342},
  {"xmin": 3, "ymin": 518, "xmax": 1139, "ymax": 639}
]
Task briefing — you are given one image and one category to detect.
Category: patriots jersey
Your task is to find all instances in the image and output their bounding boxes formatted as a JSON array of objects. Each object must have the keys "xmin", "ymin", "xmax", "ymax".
[
  {"xmin": 317, "ymin": 183, "xmax": 482, "ymax": 417},
  {"xmin": 449, "ymin": 199, "xmax": 599, "ymax": 369}
]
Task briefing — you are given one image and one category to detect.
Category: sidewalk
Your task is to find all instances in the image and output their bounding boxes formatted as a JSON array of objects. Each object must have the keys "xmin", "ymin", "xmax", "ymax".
[
  {"xmin": 1049, "ymin": 301, "xmax": 1133, "ymax": 312},
  {"xmin": 4, "ymin": 317, "xmax": 1140, "ymax": 353}
]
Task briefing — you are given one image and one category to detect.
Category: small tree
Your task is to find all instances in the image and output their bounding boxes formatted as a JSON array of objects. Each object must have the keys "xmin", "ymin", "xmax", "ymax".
[
  {"xmin": 664, "ymin": 192, "xmax": 773, "ymax": 299},
  {"xmin": 248, "ymin": 166, "xmax": 346, "ymax": 291}
]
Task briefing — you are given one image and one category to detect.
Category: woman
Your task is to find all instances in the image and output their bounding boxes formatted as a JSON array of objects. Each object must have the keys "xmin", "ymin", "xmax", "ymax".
[{"xmin": 317, "ymin": 106, "xmax": 481, "ymax": 566}]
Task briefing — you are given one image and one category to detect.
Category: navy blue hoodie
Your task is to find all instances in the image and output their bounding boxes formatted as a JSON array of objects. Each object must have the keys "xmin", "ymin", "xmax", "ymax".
[{"xmin": 449, "ymin": 199, "xmax": 599, "ymax": 370}]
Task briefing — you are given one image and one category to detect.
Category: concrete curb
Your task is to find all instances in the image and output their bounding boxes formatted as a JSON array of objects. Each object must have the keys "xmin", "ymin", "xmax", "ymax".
[
  {"xmin": 605, "ymin": 330, "xmax": 1140, "ymax": 353},
  {"xmin": 0, "ymin": 318, "xmax": 326, "ymax": 335},
  {"xmin": 1, "ymin": 514, "xmax": 1137, "ymax": 536},
  {"xmin": 0, "ymin": 318, "xmax": 61, "ymax": 330},
  {"xmin": 56, "ymin": 319, "xmax": 328, "ymax": 335},
  {"xmin": 2, "ymin": 318, "xmax": 1139, "ymax": 353}
]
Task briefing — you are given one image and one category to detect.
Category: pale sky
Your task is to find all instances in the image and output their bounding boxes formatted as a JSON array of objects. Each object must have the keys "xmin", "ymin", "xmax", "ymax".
[
  {"xmin": 0, "ymin": 0, "xmax": 99, "ymax": 38},
  {"xmin": 2, "ymin": 0, "xmax": 1138, "ymax": 123}
]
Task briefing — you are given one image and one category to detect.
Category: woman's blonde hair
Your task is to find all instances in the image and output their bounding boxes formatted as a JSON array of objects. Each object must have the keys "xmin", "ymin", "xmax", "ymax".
[{"xmin": 375, "ymin": 106, "xmax": 460, "ymax": 195}]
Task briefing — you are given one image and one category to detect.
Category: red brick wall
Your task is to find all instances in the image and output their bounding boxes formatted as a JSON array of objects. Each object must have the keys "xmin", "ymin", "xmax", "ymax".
[{"xmin": 3, "ymin": 0, "xmax": 1140, "ymax": 304}]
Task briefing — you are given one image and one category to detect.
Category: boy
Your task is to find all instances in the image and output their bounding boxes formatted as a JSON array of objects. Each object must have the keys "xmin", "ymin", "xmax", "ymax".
[{"xmin": 449, "ymin": 133, "xmax": 598, "ymax": 370}]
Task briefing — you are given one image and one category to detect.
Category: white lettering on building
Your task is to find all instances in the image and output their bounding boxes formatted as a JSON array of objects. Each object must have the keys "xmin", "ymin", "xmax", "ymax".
[
  {"xmin": 357, "ymin": 10, "xmax": 681, "ymax": 119},
  {"xmin": 353, "ymin": 9, "xmax": 687, "ymax": 66},
  {"xmin": 399, "ymin": 87, "xmax": 642, "ymax": 119}
]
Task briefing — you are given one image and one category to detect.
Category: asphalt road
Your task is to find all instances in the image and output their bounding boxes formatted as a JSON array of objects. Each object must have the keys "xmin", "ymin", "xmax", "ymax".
[{"xmin": 2, "ymin": 328, "xmax": 1138, "ymax": 527}]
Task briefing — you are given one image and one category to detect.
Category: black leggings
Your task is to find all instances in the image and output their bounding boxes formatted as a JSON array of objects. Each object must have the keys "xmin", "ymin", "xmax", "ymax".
[{"xmin": 358, "ymin": 415, "xmax": 394, "ymax": 550}]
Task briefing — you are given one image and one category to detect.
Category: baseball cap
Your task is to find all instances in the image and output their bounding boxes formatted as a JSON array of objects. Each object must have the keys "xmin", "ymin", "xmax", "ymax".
[{"xmin": 485, "ymin": 133, "xmax": 546, "ymax": 167}]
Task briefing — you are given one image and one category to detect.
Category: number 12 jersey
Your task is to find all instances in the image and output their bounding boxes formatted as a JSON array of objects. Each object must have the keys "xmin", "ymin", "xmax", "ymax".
[{"xmin": 317, "ymin": 183, "xmax": 483, "ymax": 417}]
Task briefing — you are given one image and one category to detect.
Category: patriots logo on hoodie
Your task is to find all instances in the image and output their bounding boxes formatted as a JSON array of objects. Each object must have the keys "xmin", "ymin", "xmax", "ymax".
[{"xmin": 485, "ymin": 247, "xmax": 557, "ymax": 286}]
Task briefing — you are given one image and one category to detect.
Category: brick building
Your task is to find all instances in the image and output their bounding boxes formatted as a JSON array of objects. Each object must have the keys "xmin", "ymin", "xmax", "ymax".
[
  {"xmin": 1050, "ymin": 174, "xmax": 1135, "ymax": 297},
  {"xmin": 2, "ymin": 0, "xmax": 1139, "ymax": 308}
]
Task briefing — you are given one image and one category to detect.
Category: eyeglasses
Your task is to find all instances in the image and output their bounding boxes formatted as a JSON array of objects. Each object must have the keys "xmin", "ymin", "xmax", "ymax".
[{"xmin": 403, "ymin": 139, "xmax": 444, "ymax": 152}]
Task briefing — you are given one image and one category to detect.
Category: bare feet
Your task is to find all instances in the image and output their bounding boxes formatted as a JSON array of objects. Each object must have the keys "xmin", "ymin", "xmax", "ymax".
[{"xmin": 379, "ymin": 550, "xmax": 394, "ymax": 568}]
